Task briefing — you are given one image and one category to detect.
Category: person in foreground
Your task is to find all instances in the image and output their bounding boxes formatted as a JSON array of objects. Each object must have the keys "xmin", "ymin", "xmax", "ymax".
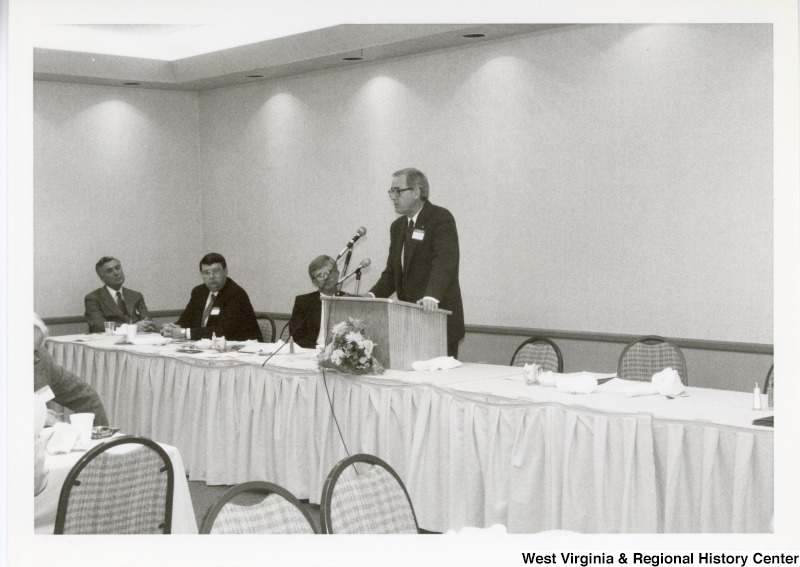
[
  {"xmin": 162, "ymin": 252, "xmax": 262, "ymax": 341},
  {"xmin": 34, "ymin": 314, "xmax": 110, "ymax": 426},
  {"xmin": 84, "ymin": 256, "xmax": 157, "ymax": 333},
  {"xmin": 289, "ymin": 255, "xmax": 340, "ymax": 348},
  {"xmin": 368, "ymin": 167, "xmax": 465, "ymax": 358}
]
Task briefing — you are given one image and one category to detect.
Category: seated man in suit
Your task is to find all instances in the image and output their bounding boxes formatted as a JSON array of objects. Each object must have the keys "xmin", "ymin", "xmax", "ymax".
[
  {"xmin": 34, "ymin": 314, "xmax": 109, "ymax": 427},
  {"xmin": 289, "ymin": 255, "xmax": 340, "ymax": 348},
  {"xmin": 84, "ymin": 256, "xmax": 156, "ymax": 333},
  {"xmin": 161, "ymin": 253, "xmax": 262, "ymax": 341}
]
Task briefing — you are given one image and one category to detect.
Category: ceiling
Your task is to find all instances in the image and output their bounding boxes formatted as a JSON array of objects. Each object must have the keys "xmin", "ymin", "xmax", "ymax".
[{"xmin": 33, "ymin": 24, "xmax": 568, "ymax": 92}]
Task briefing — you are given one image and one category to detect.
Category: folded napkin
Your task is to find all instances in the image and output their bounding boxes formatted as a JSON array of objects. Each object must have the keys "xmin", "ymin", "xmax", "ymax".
[
  {"xmin": 556, "ymin": 374, "xmax": 598, "ymax": 394},
  {"xmin": 114, "ymin": 324, "xmax": 135, "ymax": 336},
  {"xmin": 624, "ymin": 367, "xmax": 684, "ymax": 397},
  {"xmin": 43, "ymin": 422, "xmax": 80, "ymax": 454},
  {"xmin": 412, "ymin": 356, "xmax": 462, "ymax": 371}
]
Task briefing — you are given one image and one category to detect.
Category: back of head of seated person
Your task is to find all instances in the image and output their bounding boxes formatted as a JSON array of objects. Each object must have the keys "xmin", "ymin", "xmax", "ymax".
[{"xmin": 34, "ymin": 313, "xmax": 110, "ymax": 427}]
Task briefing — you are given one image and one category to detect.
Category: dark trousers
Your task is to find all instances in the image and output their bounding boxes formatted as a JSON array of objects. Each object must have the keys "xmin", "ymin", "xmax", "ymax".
[{"xmin": 447, "ymin": 339, "xmax": 460, "ymax": 359}]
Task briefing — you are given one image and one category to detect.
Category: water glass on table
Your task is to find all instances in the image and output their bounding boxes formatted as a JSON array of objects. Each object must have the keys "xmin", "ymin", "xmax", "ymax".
[{"xmin": 104, "ymin": 321, "xmax": 116, "ymax": 335}]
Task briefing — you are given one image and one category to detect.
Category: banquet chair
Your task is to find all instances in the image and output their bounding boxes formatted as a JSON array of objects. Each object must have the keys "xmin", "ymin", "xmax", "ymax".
[
  {"xmin": 54, "ymin": 436, "xmax": 174, "ymax": 534},
  {"xmin": 255, "ymin": 312, "xmax": 276, "ymax": 343},
  {"xmin": 200, "ymin": 481, "xmax": 317, "ymax": 534},
  {"xmin": 320, "ymin": 454, "xmax": 419, "ymax": 534},
  {"xmin": 617, "ymin": 335, "xmax": 688, "ymax": 385},
  {"xmin": 763, "ymin": 364, "xmax": 774, "ymax": 392},
  {"xmin": 279, "ymin": 321, "xmax": 291, "ymax": 341},
  {"xmin": 510, "ymin": 336, "xmax": 563, "ymax": 372}
]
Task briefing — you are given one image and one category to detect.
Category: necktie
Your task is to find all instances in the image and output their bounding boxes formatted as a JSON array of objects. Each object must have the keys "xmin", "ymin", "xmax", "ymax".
[
  {"xmin": 202, "ymin": 293, "xmax": 217, "ymax": 327},
  {"xmin": 115, "ymin": 291, "xmax": 129, "ymax": 323},
  {"xmin": 403, "ymin": 218, "xmax": 414, "ymax": 269}
]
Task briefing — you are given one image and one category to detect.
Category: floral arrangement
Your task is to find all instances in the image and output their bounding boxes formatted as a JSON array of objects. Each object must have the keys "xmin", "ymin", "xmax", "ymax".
[{"xmin": 319, "ymin": 317, "xmax": 384, "ymax": 375}]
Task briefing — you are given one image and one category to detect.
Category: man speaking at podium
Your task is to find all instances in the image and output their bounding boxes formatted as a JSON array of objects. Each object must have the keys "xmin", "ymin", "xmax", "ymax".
[{"xmin": 368, "ymin": 168, "xmax": 464, "ymax": 358}]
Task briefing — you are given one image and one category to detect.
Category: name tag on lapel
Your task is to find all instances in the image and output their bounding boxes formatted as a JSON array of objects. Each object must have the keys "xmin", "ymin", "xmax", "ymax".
[
  {"xmin": 412, "ymin": 229, "xmax": 425, "ymax": 241},
  {"xmin": 210, "ymin": 307, "xmax": 221, "ymax": 316}
]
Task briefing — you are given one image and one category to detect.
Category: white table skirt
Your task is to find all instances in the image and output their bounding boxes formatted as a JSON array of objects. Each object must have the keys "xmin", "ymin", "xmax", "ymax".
[
  {"xmin": 46, "ymin": 337, "xmax": 773, "ymax": 533},
  {"xmin": 34, "ymin": 438, "xmax": 198, "ymax": 534}
]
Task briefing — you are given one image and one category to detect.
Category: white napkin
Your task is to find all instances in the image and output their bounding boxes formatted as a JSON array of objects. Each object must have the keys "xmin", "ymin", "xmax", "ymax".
[
  {"xmin": 44, "ymin": 422, "xmax": 80, "ymax": 454},
  {"xmin": 129, "ymin": 335, "xmax": 171, "ymax": 346},
  {"xmin": 411, "ymin": 356, "xmax": 462, "ymax": 371},
  {"xmin": 114, "ymin": 324, "xmax": 133, "ymax": 336},
  {"xmin": 556, "ymin": 374, "xmax": 598, "ymax": 394},
  {"xmin": 624, "ymin": 367, "xmax": 684, "ymax": 397}
]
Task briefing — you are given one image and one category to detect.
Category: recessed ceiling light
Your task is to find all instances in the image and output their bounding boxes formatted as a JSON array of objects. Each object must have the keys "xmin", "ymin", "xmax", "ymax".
[
  {"xmin": 245, "ymin": 74, "xmax": 265, "ymax": 78},
  {"xmin": 461, "ymin": 33, "xmax": 486, "ymax": 39},
  {"xmin": 342, "ymin": 56, "xmax": 363, "ymax": 61},
  {"xmin": 122, "ymin": 82, "xmax": 140, "ymax": 85}
]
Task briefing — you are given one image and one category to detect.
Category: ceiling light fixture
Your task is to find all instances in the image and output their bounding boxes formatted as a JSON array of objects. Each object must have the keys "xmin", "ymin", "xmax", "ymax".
[
  {"xmin": 245, "ymin": 74, "xmax": 265, "ymax": 78},
  {"xmin": 461, "ymin": 33, "xmax": 486, "ymax": 39},
  {"xmin": 122, "ymin": 82, "xmax": 141, "ymax": 85}
]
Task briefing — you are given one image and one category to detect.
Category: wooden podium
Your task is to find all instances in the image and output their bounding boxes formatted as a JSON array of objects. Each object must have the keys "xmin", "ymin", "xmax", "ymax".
[{"xmin": 322, "ymin": 296, "xmax": 450, "ymax": 371}]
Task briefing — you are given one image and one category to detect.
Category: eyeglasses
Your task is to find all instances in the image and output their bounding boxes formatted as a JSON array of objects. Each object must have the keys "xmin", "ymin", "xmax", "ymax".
[
  {"xmin": 313, "ymin": 270, "xmax": 335, "ymax": 280},
  {"xmin": 387, "ymin": 187, "xmax": 415, "ymax": 199},
  {"xmin": 201, "ymin": 268, "xmax": 224, "ymax": 278}
]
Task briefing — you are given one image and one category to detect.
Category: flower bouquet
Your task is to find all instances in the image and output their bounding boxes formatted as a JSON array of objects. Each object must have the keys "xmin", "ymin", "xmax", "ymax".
[{"xmin": 319, "ymin": 317, "xmax": 384, "ymax": 375}]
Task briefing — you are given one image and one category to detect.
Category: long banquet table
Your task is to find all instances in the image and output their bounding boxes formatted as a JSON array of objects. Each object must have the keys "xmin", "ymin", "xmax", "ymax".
[{"xmin": 47, "ymin": 334, "xmax": 773, "ymax": 534}]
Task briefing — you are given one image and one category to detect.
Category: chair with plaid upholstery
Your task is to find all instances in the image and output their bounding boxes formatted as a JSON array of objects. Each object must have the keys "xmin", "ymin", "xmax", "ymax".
[
  {"xmin": 54, "ymin": 436, "xmax": 174, "ymax": 534},
  {"xmin": 320, "ymin": 453, "xmax": 419, "ymax": 534},
  {"xmin": 255, "ymin": 313, "xmax": 276, "ymax": 343},
  {"xmin": 200, "ymin": 481, "xmax": 317, "ymax": 534},
  {"xmin": 510, "ymin": 336, "xmax": 563, "ymax": 372},
  {"xmin": 617, "ymin": 335, "xmax": 688, "ymax": 385},
  {"xmin": 279, "ymin": 321, "xmax": 291, "ymax": 341},
  {"xmin": 763, "ymin": 364, "xmax": 774, "ymax": 392}
]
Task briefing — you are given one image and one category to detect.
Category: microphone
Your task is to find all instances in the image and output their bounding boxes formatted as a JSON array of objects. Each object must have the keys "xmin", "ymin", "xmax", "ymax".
[
  {"xmin": 337, "ymin": 258, "xmax": 371, "ymax": 285},
  {"xmin": 336, "ymin": 227, "xmax": 367, "ymax": 260}
]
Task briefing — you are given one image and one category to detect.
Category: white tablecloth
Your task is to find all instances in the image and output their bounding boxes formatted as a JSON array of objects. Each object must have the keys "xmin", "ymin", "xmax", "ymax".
[
  {"xmin": 34, "ymin": 433, "xmax": 198, "ymax": 534},
  {"xmin": 46, "ymin": 335, "xmax": 773, "ymax": 533}
]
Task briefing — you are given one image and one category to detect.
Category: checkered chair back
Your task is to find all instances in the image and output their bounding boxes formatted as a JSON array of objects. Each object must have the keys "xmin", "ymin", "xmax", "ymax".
[
  {"xmin": 510, "ymin": 336, "xmax": 563, "ymax": 372},
  {"xmin": 255, "ymin": 313, "xmax": 276, "ymax": 343},
  {"xmin": 54, "ymin": 436, "xmax": 173, "ymax": 534},
  {"xmin": 280, "ymin": 321, "xmax": 291, "ymax": 341},
  {"xmin": 763, "ymin": 364, "xmax": 774, "ymax": 392},
  {"xmin": 201, "ymin": 481, "xmax": 317, "ymax": 534},
  {"xmin": 617, "ymin": 336, "xmax": 688, "ymax": 385},
  {"xmin": 321, "ymin": 454, "xmax": 419, "ymax": 534}
]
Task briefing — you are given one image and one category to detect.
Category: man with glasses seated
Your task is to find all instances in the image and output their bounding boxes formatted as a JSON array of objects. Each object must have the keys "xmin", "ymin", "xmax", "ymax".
[
  {"xmin": 161, "ymin": 252, "xmax": 262, "ymax": 341},
  {"xmin": 368, "ymin": 167, "xmax": 465, "ymax": 358},
  {"xmin": 288, "ymin": 255, "xmax": 340, "ymax": 349}
]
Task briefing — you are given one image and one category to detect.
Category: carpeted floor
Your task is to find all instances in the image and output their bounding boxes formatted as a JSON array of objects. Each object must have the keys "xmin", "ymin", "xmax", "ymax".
[{"xmin": 187, "ymin": 479, "xmax": 322, "ymax": 533}]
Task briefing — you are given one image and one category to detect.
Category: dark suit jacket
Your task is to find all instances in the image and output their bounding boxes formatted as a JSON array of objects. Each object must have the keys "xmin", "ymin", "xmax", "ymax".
[
  {"xmin": 370, "ymin": 201, "xmax": 465, "ymax": 344},
  {"xmin": 289, "ymin": 291, "xmax": 322, "ymax": 348},
  {"xmin": 84, "ymin": 286, "xmax": 150, "ymax": 333},
  {"xmin": 175, "ymin": 277, "xmax": 263, "ymax": 341},
  {"xmin": 34, "ymin": 347, "xmax": 109, "ymax": 426}
]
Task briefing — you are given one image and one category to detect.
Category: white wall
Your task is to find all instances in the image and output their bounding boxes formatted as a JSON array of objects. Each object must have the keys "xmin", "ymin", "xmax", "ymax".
[
  {"xmin": 198, "ymin": 24, "xmax": 773, "ymax": 343},
  {"xmin": 34, "ymin": 82, "xmax": 203, "ymax": 316}
]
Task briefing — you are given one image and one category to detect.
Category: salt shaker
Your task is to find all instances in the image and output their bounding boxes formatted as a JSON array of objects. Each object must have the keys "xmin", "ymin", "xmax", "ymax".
[
  {"xmin": 752, "ymin": 382, "xmax": 763, "ymax": 410},
  {"xmin": 767, "ymin": 382, "xmax": 774, "ymax": 409},
  {"xmin": 288, "ymin": 336, "xmax": 295, "ymax": 354}
]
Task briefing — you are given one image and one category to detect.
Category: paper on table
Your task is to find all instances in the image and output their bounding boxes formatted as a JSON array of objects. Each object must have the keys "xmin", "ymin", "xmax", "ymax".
[
  {"xmin": 238, "ymin": 340, "xmax": 315, "ymax": 355},
  {"xmin": 411, "ymin": 356, "xmax": 462, "ymax": 371},
  {"xmin": 43, "ymin": 422, "xmax": 80, "ymax": 454},
  {"xmin": 556, "ymin": 374, "xmax": 598, "ymax": 394},
  {"xmin": 536, "ymin": 371, "xmax": 615, "ymax": 387},
  {"xmin": 128, "ymin": 335, "xmax": 171, "ymax": 346}
]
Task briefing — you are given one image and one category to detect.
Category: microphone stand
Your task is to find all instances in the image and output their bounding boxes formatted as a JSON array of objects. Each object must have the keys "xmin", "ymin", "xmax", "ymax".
[{"xmin": 338, "ymin": 247, "xmax": 353, "ymax": 295}]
